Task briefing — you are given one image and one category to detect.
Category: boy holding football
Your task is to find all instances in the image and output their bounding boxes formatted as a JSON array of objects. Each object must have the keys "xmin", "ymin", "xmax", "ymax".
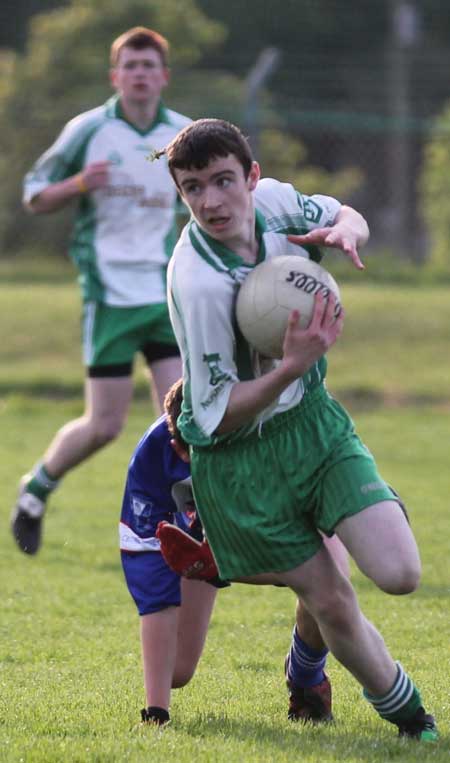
[
  {"xmin": 121, "ymin": 378, "xmax": 348, "ymax": 725},
  {"xmin": 159, "ymin": 118, "xmax": 437, "ymax": 740}
]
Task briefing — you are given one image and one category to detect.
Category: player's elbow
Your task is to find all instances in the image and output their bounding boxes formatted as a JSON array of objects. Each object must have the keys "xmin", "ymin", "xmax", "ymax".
[
  {"xmin": 24, "ymin": 197, "xmax": 45, "ymax": 215},
  {"xmin": 23, "ymin": 199, "xmax": 37, "ymax": 215},
  {"xmin": 214, "ymin": 414, "xmax": 238, "ymax": 436},
  {"xmin": 214, "ymin": 417, "xmax": 228, "ymax": 435}
]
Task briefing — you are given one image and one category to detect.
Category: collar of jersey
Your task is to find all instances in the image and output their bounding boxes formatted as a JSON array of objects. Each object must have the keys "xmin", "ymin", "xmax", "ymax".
[
  {"xmin": 106, "ymin": 95, "xmax": 170, "ymax": 135},
  {"xmin": 188, "ymin": 209, "xmax": 267, "ymax": 273}
]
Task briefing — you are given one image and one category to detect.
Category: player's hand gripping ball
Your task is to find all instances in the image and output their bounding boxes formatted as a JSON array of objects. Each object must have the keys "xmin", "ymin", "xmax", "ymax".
[{"xmin": 236, "ymin": 255, "xmax": 341, "ymax": 358}]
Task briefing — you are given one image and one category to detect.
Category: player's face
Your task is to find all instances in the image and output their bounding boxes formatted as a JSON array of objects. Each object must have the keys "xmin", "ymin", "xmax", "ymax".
[
  {"xmin": 110, "ymin": 47, "xmax": 169, "ymax": 104},
  {"xmin": 175, "ymin": 155, "xmax": 260, "ymax": 243}
]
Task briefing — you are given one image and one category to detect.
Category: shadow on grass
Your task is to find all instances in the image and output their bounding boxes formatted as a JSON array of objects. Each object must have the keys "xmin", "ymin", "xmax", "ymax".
[
  {"xmin": 42, "ymin": 542, "xmax": 122, "ymax": 573},
  {"xmin": 2, "ymin": 382, "xmax": 449, "ymax": 411},
  {"xmin": 337, "ymin": 387, "xmax": 450, "ymax": 412},
  {"xmin": 181, "ymin": 712, "xmax": 441, "ymax": 761},
  {"xmin": 0, "ymin": 381, "xmax": 151, "ymax": 401}
]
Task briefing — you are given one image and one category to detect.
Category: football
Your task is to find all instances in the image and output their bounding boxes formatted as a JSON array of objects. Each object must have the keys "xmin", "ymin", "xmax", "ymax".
[{"xmin": 235, "ymin": 255, "xmax": 341, "ymax": 359}]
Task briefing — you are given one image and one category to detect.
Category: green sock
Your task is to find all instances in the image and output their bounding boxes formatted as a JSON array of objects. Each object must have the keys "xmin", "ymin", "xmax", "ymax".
[
  {"xmin": 26, "ymin": 464, "xmax": 59, "ymax": 501},
  {"xmin": 364, "ymin": 662, "xmax": 422, "ymax": 725}
]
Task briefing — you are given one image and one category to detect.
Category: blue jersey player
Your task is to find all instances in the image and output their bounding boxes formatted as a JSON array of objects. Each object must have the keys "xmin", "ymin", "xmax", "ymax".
[{"xmin": 120, "ymin": 381, "xmax": 217, "ymax": 726}]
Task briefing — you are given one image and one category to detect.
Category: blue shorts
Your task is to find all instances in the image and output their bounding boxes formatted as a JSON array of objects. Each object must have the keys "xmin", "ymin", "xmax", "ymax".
[
  {"xmin": 121, "ymin": 550, "xmax": 181, "ymax": 616},
  {"xmin": 120, "ymin": 506, "xmax": 199, "ymax": 617},
  {"xmin": 120, "ymin": 418, "xmax": 197, "ymax": 616}
]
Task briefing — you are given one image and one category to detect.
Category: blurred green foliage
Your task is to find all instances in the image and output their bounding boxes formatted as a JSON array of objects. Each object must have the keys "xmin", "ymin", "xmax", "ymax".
[
  {"xmin": 4, "ymin": 0, "xmax": 450, "ymax": 268},
  {"xmin": 0, "ymin": 0, "xmax": 226, "ymax": 256},
  {"xmin": 259, "ymin": 128, "xmax": 363, "ymax": 202},
  {"xmin": 0, "ymin": 0, "xmax": 365, "ymax": 260},
  {"xmin": 419, "ymin": 104, "xmax": 450, "ymax": 270}
]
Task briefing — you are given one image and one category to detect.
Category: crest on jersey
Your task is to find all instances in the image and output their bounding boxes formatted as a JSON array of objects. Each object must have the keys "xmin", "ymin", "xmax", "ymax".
[
  {"xmin": 107, "ymin": 150, "xmax": 123, "ymax": 166},
  {"xmin": 131, "ymin": 496, "xmax": 153, "ymax": 533},
  {"xmin": 202, "ymin": 353, "xmax": 228, "ymax": 387}
]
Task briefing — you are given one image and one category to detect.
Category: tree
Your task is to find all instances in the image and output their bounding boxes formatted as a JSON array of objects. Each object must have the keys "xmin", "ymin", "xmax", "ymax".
[
  {"xmin": 419, "ymin": 103, "xmax": 450, "ymax": 270},
  {"xmin": 196, "ymin": 0, "xmax": 450, "ymax": 259},
  {"xmin": 259, "ymin": 129, "xmax": 363, "ymax": 202},
  {"xmin": 0, "ymin": 0, "xmax": 68, "ymax": 51}
]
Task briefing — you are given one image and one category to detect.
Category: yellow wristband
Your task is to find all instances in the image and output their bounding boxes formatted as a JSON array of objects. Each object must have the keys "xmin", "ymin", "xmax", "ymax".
[{"xmin": 75, "ymin": 173, "xmax": 88, "ymax": 194}]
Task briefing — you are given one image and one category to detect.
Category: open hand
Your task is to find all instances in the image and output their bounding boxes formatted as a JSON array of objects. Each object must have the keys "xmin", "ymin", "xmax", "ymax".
[{"xmin": 288, "ymin": 228, "xmax": 364, "ymax": 270}]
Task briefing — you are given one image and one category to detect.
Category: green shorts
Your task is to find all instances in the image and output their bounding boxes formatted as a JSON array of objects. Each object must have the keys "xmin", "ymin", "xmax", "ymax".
[
  {"xmin": 191, "ymin": 384, "xmax": 397, "ymax": 579},
  {"xmin": 82, "ymin": 301, "xmax": 178, "ymax": 372}
]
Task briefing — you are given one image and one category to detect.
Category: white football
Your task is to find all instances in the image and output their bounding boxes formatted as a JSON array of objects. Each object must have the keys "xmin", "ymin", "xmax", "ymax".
[{"xmin": 236, "ymin": 255, "xmax": 341, "ymax": 359}]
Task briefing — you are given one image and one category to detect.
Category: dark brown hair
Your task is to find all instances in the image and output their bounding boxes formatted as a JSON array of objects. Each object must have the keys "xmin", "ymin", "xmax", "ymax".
[
  {"xmin": 164, "ymin": 378, "xmax": 186, "ymax": 450},
  {"xmin": 110, "ymin": 26, "xmax": 169, "ymax": 67},
  {"xmin": 164, "ymin": 118, "xmax": 253, "ymax": 187}
]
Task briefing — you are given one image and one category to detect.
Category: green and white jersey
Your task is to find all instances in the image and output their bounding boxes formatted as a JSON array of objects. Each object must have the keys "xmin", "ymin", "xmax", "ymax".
[
  {"xmin": 167, "ymin": 177, "xmax": 341, "ymax": 447},
  {"xmin": 23, "ymin": 96, "xmax": 191, "ymax": 306}
]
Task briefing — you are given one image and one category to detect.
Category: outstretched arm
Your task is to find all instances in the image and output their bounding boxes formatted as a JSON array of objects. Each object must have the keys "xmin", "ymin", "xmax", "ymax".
[{"xmin": 287, "ymin": 205, "xmax": 369, "ymax": 270}]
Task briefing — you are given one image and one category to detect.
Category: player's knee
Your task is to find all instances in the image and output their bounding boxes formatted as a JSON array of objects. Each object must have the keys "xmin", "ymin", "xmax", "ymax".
[
  {"xmin": 172, "ymin": 662, "xmax": 196, "ymax": 688},
  {"xmin": 90, "ymin": 416, "xmax": 125, "ymax": 447},
  {"xmin": 308, "ymin": 579, "xmax": 356, "ymax": 632},
  {"xmin": 374, "ymin": 560, "xmax": 421, "ymax": 595}
]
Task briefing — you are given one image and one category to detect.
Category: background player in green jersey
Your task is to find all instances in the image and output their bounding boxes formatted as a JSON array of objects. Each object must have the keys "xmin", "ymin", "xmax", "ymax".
[
  {"xmin": 12, "ymin": 27, "xmax": 190, "ymax": 555},
  {"xmin": 163, "ymin": 118, "xmax": 437, "ymax": 741}
]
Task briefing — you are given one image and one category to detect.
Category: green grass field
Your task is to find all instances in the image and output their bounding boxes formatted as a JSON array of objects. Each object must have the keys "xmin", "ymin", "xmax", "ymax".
[{"xmin": 0, "ymin": 262, "xmax": 449, "ymax": 762}]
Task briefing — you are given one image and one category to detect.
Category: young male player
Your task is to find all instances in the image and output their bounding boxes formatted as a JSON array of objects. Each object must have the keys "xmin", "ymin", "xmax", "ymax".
[
  {"xmin": 121, "ymin": 379, "xmax": 345, "ymax": 725},
  {"xmin": 12, "ymin": 27, "xmax": 190, "ymax": 555},
  {"xmin": 161, "ymin": 119, "xmax": 437, "ymax": 740},
  {"xmin": 120, "ymin": 379, "xmax": 217, "ymax": 726}
]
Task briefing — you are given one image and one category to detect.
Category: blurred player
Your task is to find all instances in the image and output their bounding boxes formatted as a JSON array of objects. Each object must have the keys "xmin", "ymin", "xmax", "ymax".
[
  {"xmin": 121, "ymin": 379, "xmax": 348, "ymax": 725},
  {"xmin": 162, "ymin": 118, "xmax": 437, "ymax": 741},
  {"xmin": 12, "ymin": 27, "xmax": 189, "ymax": 555}
]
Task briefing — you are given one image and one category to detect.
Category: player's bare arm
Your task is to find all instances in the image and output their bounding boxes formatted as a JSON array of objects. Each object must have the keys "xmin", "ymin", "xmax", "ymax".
[
  {"xmin": 26, "ymin": 161, "xmax": 111, "ymax": 214},
  {"xmin": 287, "ymin": 205, "xmax": 369, "ymax": 271},
  {"xmin": 216, "ymin": 293, "xmax": 343, "ymax": 435}
]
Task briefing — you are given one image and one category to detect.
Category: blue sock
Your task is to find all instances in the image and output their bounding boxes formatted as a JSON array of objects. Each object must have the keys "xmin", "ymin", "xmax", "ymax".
[{"xmin": 287, "ymin": 626, "xmax": 328, "ymax": 689}]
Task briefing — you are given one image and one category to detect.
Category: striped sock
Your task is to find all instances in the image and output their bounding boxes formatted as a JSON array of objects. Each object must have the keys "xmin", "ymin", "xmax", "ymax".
[
  {"xmin": 364, "ymin": 662, "xmax": 422, "ymax": 725},
  {"xmin": 286, "ymin": 626, "xmax": 328, "ymax": 688},
  {"xmin": 26, "ymin": 464, "xmax": 60, "ymax": 501}
]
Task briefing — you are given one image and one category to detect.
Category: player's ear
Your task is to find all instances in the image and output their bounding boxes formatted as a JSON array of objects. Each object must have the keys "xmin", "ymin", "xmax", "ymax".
[
  {"xmin": 170, "ymin": 438, "xmax": 190, "ymax": 463},
  {"xmin": 247, "ymin": 161, "xmax": 260, "ymax": 191},
  {"xmin": 109, "ymin": 67, "xmax": 118, "ymax": 90}
]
